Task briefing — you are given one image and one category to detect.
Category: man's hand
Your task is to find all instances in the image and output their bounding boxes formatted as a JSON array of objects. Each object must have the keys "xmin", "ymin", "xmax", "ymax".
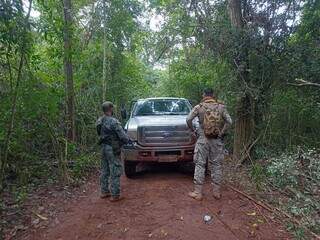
[
  {"xmin": 127, "ymin": 138, "xmax": 135, "ymax": 145},
  {"xmin": 190, "ymin": 129, "xmax": 197, "ymax": 141},
  {"xmin": 218, "ymin": 131, "xmax": 226, "ymax": 139}
]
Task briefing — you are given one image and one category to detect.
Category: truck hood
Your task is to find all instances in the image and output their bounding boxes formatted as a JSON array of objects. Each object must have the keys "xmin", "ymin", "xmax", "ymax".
[{"xmin": 127, "ymin": 115, "xmax": 188, "ymax": 130}]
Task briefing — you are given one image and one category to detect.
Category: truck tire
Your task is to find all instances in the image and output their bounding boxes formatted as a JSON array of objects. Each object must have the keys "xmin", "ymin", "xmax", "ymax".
[{"xmin": 124, "ymin": 161, "xmax": 137, "ymax": 178}]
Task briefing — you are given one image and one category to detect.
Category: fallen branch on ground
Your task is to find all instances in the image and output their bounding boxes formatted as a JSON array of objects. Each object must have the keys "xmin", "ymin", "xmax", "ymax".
[
  {"xmin": 226, "ymin": 184, "xmax": 273, "ymax": 212},
  {"xmin": 252, "ymin": 202, "xmax": 272, "ymax": 226}
]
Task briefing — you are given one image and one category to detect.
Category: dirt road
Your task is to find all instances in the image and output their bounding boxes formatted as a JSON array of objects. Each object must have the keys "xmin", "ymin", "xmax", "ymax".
[{"xmin": 22, "ymin": 166, "xmax": 291, "ymax": 240}]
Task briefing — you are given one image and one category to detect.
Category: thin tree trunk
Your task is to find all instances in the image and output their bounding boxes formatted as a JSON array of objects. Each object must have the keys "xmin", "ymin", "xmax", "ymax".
[
  {"xmin": 228, "ymin": 0, "xmax": 254, "ymax": 162},
  {"xmin": 0, "ymin": 0, "xmax": 32, "ymax": 191},
  {"xmin": 0, "ymin": 52, "xmax": 25, "ymax": 191},
  {"xmin": 62, "ymin": 0, "xmax": 76, "ymax": 142},
  {"xmin": 102, "ymin": 0, "xmax": 107, "ymax": 102}
]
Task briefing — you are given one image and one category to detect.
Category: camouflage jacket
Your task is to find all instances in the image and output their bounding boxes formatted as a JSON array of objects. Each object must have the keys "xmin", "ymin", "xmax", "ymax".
[{"xmin": 96, "ymin": 115, "xmax": 130, "ymax": 155}]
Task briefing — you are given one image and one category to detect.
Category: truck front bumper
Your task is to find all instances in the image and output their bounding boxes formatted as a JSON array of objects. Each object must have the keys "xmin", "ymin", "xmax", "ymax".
[{"xmin": 122, "ymin": 143, "xmax": 195, "ymax": 163}]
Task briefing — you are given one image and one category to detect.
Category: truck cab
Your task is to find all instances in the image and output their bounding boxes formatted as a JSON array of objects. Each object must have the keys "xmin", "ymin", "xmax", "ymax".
[{"xmin": 122, "ymin": 97, "xmax": 196, "ymax": 177}]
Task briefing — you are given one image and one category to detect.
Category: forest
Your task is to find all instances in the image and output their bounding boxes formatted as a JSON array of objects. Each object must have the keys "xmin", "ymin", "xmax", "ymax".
[{"xmin": 1, "ymin": 0, "xmax": 319, "ymax": 239}]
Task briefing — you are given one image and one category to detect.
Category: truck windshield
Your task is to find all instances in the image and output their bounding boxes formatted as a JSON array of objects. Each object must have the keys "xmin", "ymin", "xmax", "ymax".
[{"xmin": 133, "ymin": 99, "xmax": 191, "ymax": 116}]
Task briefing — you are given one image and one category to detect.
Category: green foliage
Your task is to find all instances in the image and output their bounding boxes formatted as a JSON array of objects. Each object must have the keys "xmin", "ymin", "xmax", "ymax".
[
  {"xmin": 149, "ymin": 0, "xmax": 320, "ymax": 156},
  {"xmin": 11, "ymin": 186, "xmax": 28, "ymax": 204},
  {"xmin": 0, "ymin": 0, "xmax": 152, "ymax": 190},
  {"xmin": 71, "ymin": 152, "xmax": 100, "ymax": 180},
  {"xmin": 267, "ymin": 149, "xmax": 320, "ymax": 235},
  {"xmin": 156, "ymin": 55, "xmax": 235, "ymax": 103},
  {"xmin": 286, "ymin": 0, "xmax": 320, "ymax": 85},
  {"xmin": 267, "ymin": 153, "xmax": 300, "ymax": 188},
  {"xmin": 250, "ymin": 163, "xmax": 266, "ymax": 191},
  {"xmin": 287, "ymin": 224, "xmax": 307, "ymax": 240},
  {"xmin": 265, "ymin": 88, "xmax": 320, "ymax": 149}
]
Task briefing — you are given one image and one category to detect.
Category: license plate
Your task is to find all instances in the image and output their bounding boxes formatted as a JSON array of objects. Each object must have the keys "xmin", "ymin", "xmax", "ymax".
[{"xmin": 158, "ymin": 156, "xmax": 178, "ymax": 162}]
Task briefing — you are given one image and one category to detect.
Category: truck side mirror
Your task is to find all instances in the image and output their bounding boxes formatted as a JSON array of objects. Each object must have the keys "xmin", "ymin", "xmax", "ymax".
[{"xmin": 121, "ymin": 108, "xmax": 128, "ymax": 120}]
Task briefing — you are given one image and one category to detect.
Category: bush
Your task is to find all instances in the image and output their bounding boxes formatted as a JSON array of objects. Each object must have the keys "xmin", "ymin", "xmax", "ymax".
[
  {"xmin": 266, "ymin": 149, "xmax": 320, "ymax": 235},
  {"xmin": 267, "ymin": 148, "xmax": 320, "ymax": 189},
  {"xmin": 267, "ymin": 153, "xmax": 300, "ymax": 188},
  {"xmin": 70, "ymin": 152, "xmax": 100, "ymax": 180}
]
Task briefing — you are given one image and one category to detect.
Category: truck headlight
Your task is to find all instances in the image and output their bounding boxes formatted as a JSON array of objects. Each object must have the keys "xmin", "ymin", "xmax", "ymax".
[{"xmin": 127, "ymin": 129, "xmax": 138, "ymax": 141}]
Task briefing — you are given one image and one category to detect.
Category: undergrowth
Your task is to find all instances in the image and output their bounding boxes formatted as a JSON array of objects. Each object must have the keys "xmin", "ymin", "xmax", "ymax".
[
  {"xmin": 249, "ymin": 148, "xmax": 320, "ymax": 239},
  {"xmin": 4, "ymin": 150, "xmax": 100, "ymax": 205}
]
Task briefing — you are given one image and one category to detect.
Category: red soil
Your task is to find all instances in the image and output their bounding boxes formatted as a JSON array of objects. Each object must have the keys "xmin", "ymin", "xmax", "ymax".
[{"xmin": 19, "ymin": 168, "xmax": 291, "ymax": 240}]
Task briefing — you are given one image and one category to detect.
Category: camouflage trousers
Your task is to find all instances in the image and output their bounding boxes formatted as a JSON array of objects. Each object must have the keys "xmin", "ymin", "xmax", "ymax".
[
  {"xmin": 193, "ymin": 136, "xmax": 224, "ymax": 186},
  {"xmin": 100, "ymin": 144, "xmax": 123, "ymax": 196}
]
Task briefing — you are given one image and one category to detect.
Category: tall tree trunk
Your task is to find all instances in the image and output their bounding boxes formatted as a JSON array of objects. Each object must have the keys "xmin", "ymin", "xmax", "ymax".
[
  {"xmin": 228, "ymin": 0, "xmax": 243, "ymax": 28},
  {"xmin": 233, "ymin": 94, "xmax": 254, "ymax": 163},
  {"xmin": 228, "ymin": 0, "xmax": 254, "ymax": 162},
  {"xmin": 102, "ymin": 0, "xmax": 107, "ymax": 102},
  {"xmin": 62, "ymin": 0, "xmax": 76, "ymax": 142}
]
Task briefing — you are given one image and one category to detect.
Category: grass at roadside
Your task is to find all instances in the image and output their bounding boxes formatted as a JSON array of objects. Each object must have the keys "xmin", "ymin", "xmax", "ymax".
[
  {"xmin": 1, "ymin": 151, "xmax": 100, "ymax": 239},
  {"xmin": 225, "ymin": 148, "xmax": 320, "ymax": 239}
]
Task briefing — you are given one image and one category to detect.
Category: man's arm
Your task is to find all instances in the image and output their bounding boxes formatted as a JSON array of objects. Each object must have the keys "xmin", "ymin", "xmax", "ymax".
[
  {"xmin": 186, "ymin": 105, "xmax": 200, "ymax": 131},
  {"xmin": 221, "ymin": 107, "xmax": 232, "ymax": 136},
  {"xmin": 113, "ymin": 119, "xmax": 130, "ymax": 144},
  {"xmin": 96, "ymin": 117, "xmax": 103, "ymax": 136}
]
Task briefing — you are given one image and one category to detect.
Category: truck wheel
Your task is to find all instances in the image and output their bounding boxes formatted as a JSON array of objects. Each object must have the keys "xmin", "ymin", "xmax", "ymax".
[{"xmin": 124, "ymin": 161, "xmax": 137, "ymax": 178}]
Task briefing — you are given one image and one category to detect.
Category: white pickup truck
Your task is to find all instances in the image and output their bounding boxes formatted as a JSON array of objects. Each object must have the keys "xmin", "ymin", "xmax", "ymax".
[{"xmin": 122, "ymin": 97, "xmax": 196, "ymax": 177}]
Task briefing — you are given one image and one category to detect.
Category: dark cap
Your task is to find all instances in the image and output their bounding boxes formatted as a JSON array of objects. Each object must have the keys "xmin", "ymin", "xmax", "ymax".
[{"xmin": 102, "ymin": 101, "xmax": 114, "ymax": 113}]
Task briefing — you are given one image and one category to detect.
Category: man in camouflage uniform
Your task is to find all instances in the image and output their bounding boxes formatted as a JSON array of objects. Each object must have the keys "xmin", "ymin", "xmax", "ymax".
[
  {"xmin": 186, "ymin": 89, "xmax": 232, "ymax": 200},
  {"xmin": 96, "ymin": 101, "xmax": 130, "ymax": 202}
]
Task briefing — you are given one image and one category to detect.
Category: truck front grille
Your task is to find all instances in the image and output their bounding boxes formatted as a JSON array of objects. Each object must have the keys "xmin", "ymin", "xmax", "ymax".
[{"xmin": 138, "ymin": 126, "xmax": 192, "ymax": 147}]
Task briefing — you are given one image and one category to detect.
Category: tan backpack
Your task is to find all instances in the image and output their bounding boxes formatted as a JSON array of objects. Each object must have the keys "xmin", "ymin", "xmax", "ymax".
[{"xmin": 201, "ymin": 100, "xmax": 224, "ymax": 138}]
